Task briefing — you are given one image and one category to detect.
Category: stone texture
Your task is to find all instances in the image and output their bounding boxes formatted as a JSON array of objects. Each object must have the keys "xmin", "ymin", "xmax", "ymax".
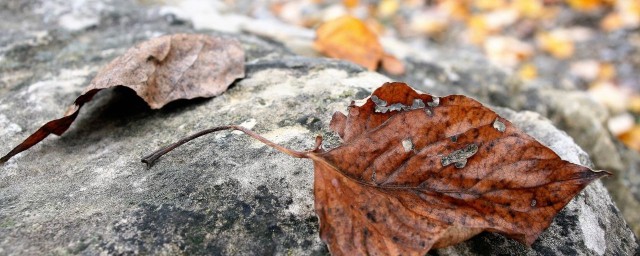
[{"xmin": 0, "ymin": 0, "xmax": 638, "ymax": 255}]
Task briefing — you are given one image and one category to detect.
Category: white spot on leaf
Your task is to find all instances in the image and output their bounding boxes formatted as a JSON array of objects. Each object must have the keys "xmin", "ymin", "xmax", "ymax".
[
  {"xmin": 493, "ymin": 118, "xmax": 506, "ymax": 132},
  {"xmin": 427, "ymin": 97, "xmax": 440, "ymax": 107},
  {"xmin": 402, "ymin": 138, "xmax": 413, "ymax": 152}
]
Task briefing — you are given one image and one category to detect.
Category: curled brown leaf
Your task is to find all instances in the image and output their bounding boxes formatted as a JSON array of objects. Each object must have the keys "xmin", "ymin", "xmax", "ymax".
[
  {"xmin": 316, "ymin": 82, "xmax": 608, "ymax": 254},
  {"xmin": 1, "ymin": 34, "xmax": 245, "ymax": 163}
]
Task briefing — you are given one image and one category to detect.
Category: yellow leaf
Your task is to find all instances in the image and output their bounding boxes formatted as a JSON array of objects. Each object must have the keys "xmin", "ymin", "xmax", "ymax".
[
  {"xmin": 537, "ymin": 31, "xmax": 575, "ymax": 59},
  {"xmin": 314, "ymin": 16, "xmax": 384, "ymax": 71},
  {"xmin": 618, "ymin": 126, "xmax": 640, "ymax": 152},
  {"xmin": 616, "ymin": 0, "xmax": 640, "ymax": 28},
  {"xmin": 518, "ymin": 63, "xmax": 538, "ymax": 81},
  {"xmin": 473, "ymin": 0, "xmax": 507, "ymax": 11},
  {"xmin": 628, "ymin": 96, "xmax": 640, "ymax": 113},
  {"xmin": 598, "ymin": 62, "xmax": 616, "ymax": 81},
  {"xmin": 513, "ymin": 0, "xmax": 544, "ymax": 18},
  {"xmin": 466, "ymin": 15, "xmax": 490, "ymax": 45},
  {"xmin": 378, "ymin": 0, "xmax": 399, "ymax": 17}
]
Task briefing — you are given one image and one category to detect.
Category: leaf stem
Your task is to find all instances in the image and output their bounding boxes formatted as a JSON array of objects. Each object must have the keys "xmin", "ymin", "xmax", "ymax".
[{"xmin": 141, "ymin": 125, "xmax": 313, "ymax": 168}]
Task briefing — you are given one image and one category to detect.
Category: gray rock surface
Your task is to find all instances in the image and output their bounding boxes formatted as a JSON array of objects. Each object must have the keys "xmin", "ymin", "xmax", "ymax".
[{"xmin": 0, "ymin": 0, "xmax": 638, "ymax": 255}]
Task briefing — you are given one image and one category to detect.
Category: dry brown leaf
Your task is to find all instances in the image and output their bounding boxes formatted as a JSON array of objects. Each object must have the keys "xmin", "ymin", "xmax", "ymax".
[
  {"xmin": 1, "ymin": 34, "xmax": 245, "ymax": 163},
  {"xmin": 314, "ymin": 15, "xmax": 404, "ymax": 74},
  {"xmin": 143, "ymin": 82, "xmax": 607, "ymax": 255},
  {"xmin": 318, "ymin": 82, "xmax": 606, "ymax": 254}
]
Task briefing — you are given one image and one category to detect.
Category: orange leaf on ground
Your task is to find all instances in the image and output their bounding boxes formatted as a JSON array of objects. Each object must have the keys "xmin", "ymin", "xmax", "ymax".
[
  {"xmin": 518, "ymin": 63, "xmax": 538, "ymax": 81},
  {"xmin": 342, "ymin": 0, "xmax": 359, "ymax": 9},
  {"xmin": 618, "ymin": 126, "xmax": 640, "ymax": 151},
  {"xmin": 314, "ymin": 15, "xmax": 404, "ymax": 74},
  {"xmin": 1, "ymin": 34, "xmax": 245, "ymax": 163},
  {"xmin": 567, "ymin": 0, "xmax": 607, "ymax": 12}
]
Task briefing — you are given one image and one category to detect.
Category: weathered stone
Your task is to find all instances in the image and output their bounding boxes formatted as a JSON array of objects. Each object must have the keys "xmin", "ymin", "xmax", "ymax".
[{"xmin": 0, "ymin": 0, "xmax": 638, "ymax": 255}]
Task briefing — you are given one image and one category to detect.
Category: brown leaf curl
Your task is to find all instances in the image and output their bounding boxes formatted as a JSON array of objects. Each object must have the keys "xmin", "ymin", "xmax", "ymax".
[
  {"xmin": 312, "ymin": 82, "xmax": 608, "ymax": 255},
  {"xmin": 1, "ymin": 34, "xmax": 244, "ymax": 163}
]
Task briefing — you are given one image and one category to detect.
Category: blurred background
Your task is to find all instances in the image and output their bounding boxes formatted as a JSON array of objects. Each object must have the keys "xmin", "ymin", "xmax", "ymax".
[{"xmin": 216, "ymin": 0, "xmax": 640, "ymax": 151}]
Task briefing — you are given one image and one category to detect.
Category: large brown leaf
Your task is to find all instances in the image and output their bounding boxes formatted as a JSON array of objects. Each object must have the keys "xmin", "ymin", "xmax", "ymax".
[
  {"xmin": 314, "ymin": 82, "xmax": 607, "ymax": 254},
  {"xmin": 141, "ymin": 82, "xmax": 607, "ymax": 255},
  {"xmin": 1, "ymin": 34, "xmax": 244, "ymax": 163}
]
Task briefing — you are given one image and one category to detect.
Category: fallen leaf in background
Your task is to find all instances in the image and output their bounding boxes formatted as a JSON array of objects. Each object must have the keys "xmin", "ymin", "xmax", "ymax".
[
  {"xmin": 342, "ymin": 0, "xmax": 359, "ymax": 9},
  {"xmin": 618, "ymin": 126, "xmax": 640, "ymax": 151},
  {"xmin": 483, "ymin": 8, "xmax": 519, "ymax": 31},
  {"xmin": 143, "ymin": 82, "xmax": 607, "ymax": 255},
  {"xmin": 537, "ymin": 30, "xmax": 575, "ymax": 59},
  {"xmin": 597, "ymin": 62, "xmax": 617, "ymax": 81},
  {"xmin": 608, "ymin": 113, "xmax": 635, "ymax": 136},
  {"xmin": 617, "ymin": 0, "xmax": 640, "ymax": 28},
  {"xmin": 518, "ymin": 62, "xmax": 538, "ymax": 81},
  {"xmin": 377, "ymin": 0, "xmax": 400, "ymax": 18},
  {"xmin": 473, "ymin": 0, "xmax": 508, "ymax": 11},
  {"xmin": 0, "ymin": 34, "xmax": 245, "ymax": 163},
  {"xmin": 601, "ymin": 12, "xmax": 625, "ymax": 31},
  {"xmin": 570, "ymin": 59, "xmax": 601, "ymax": 81},
  {"xmin": 513, "ymin": 0, "xmax": 544, "ymax": 18},
  {"xmin": 465, "ymin": 15, "xmax": 491, "ymax": 44},
  {"xmin": 588, "ymin": 81, "xmax": 630, "ymax": 113},
  {"xmin": 438, "ymin": 0, "xmax": 470, "ymax": 21},
  {"xmin": 567, "ymin": 0, "xmax": 607, "ymax": 12},
  {"xmin": 628, "ymin": 95, "xmax": 640, "ymax": 113},
  {"xmin": 409, "ymin": 10, "xmax": 448, "ymax": 36},
  {"xmin": 484, "ymin": 36, "xmax": 534, "ymax": 67},
  {"xmin": 380, "ymin": 53, "xmax": 406, "ymax": 75},
  {"xmin": 314, "ymin": 15, "xmax": 404, "ymax": 74}
]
